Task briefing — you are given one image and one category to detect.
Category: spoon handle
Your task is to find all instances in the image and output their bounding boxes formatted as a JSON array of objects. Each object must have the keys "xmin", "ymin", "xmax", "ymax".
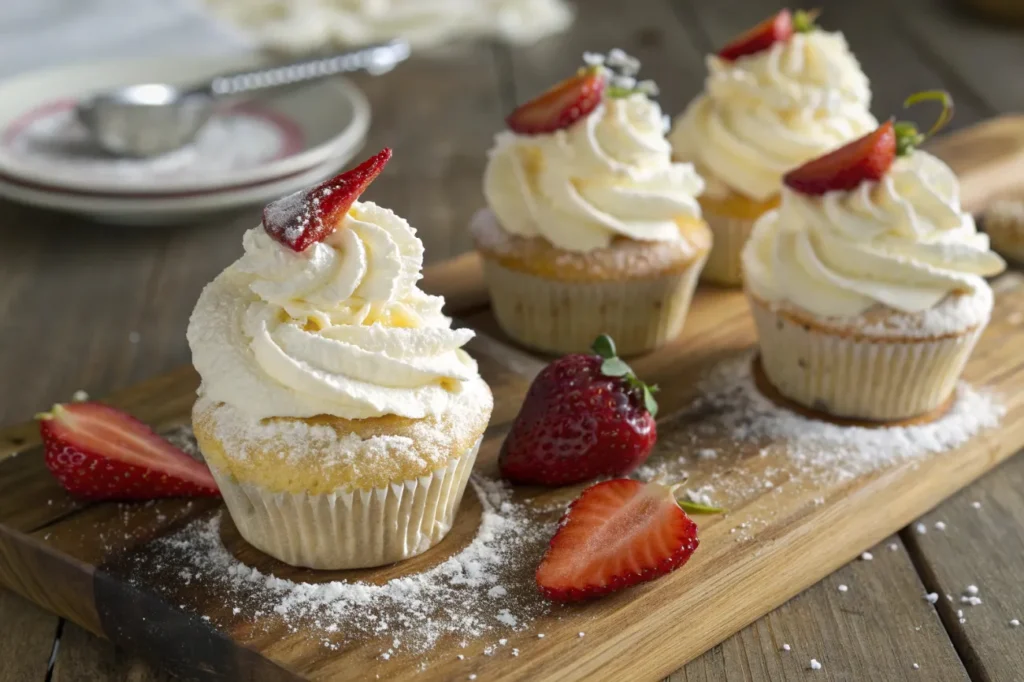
[{"xmin": 206, "ymin": 39, "xmax": 411, "ymax": 97}]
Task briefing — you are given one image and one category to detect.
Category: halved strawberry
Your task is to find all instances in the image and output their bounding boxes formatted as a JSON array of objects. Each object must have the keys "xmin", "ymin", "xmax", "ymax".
[
  {"xmin": 783, "ymin": 91, "xmax": 954, "ymax": 195},
  {"xmin": 717, "ymin": 9, "xmax": 819, "ymax": 62},
  {"xmin": 262, "ymin": 147, "xmax": 392, "ymax": 252},
  {"xmin": 38, "ymin": 402, "xmax": 219, "ymax": 501},
  {"xmin": 536, "ymin": 479, "xmax": 699, "ymax": 602},
  {"xmin": 506, "ymin": 67, "xmax": 606, "ymax": 135},
  {"xmin": 783, "ymin": 122, "xmax": 896, "ymax": 195}
]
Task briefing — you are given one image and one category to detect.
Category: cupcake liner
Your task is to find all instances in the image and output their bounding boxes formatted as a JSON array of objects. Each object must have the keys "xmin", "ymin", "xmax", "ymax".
[
  {"xmin": 700, "ymin": 211, "xmax": 757, "ymax": 287},
  {"xmin": 481, "ymin": 255, "xmax": 706, "ymax": 356},
  {"xmin": 984, "ymin": 199, "xmax": 1024, "ymax": 263},
  {"xmin": 210, "ymin": 437, "xmax": 481, "ymax": 570},
  {"xmin": 749, "ymin": 296, "xmax": 986, "ymax": 421}
]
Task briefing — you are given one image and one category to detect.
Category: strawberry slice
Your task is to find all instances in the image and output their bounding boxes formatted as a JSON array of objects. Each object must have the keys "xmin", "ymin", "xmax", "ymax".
[
  {"xmin": 262, "ymin": 147, "xmax": 392, "ymax": 252},
  {"xmin": 717, "ymin": 9, "xmax": 819, "ymax": 62},
  {"xmin": 783, "ymin": 122, "xmax": 896, "ymax": 195},
  {"xmin": 506, "ymin": 67, "xmax": 606, "ymax": 135},
  {"xmin": 38, "ymin": 402, "xmax": 220, "ymax": 501},
  {"xmin": 536, "ymin": 479, "xmax": 699, "ymax": 602}
]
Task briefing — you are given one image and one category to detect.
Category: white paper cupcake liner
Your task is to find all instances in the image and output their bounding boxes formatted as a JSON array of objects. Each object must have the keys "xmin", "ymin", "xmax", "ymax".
[
  {"xmin": 700, "ymin": 211, "xmax": 756, "ymax": 287},
  {"xmin": 481, "ymin": 255, "xmax": 706, "ymax": 356},
  {"xmin": 749, "ymin": 296, "xmax": 986, "ymax": 421},
  {"xmin": 210, "ymin": 437, "xmax": 481, "ymax": 570}
]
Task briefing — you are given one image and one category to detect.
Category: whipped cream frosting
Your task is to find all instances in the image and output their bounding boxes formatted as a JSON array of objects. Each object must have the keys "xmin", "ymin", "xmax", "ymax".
[
  {"xmin": 205, "ymin": 0, "xmax": 573, "ymax": 51},
  {"xmin": 188, "ymin": 201, "xmax": 479, "ymax": 421},
  {"xmin": 484, "ymin": 93, "xmax": 706, "ymax": 252},
  {"xmin": 743, "ymin": 151, "xmax": 1006, "ymax": 318},
  {"xmin": 671, "ymin": 30, "xmax": 877, "ymax": 201}
]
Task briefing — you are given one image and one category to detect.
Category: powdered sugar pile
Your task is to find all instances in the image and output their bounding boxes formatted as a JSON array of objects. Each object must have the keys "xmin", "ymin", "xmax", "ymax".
[
  {"xmin": 633, "ymin": 351, "xmax": 1003, "ymax": 511},
  {"xmin": 132, "ymin": 475, "xmax": 555, "ymax": 655}
]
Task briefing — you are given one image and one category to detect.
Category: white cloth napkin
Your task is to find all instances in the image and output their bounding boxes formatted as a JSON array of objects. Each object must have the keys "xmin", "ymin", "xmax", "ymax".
[{"xmin": 0, "ymin": 0, "xmax": 253, "ymax": 79}]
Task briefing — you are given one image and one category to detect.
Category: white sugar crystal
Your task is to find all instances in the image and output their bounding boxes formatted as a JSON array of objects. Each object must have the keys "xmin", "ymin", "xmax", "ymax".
[
  {"xmin": 810, "ymin": 658, "xmax": 822, "ymax": 670},
  {"xmin": 961, "ymin": 596, "xmax": 983, "ymax": 606},
  {"xmin": 537, "ymin": 633, "xmax": 545, "ymax": 639},
  {"xmin": 934, "ymin": 521, "xmax": 947, "ymax": 531},
  {"xmin": 782, "ymin": 643, "xmax": 791, "ymax": 652},
  {"xmin": 926, "ymin": 593, "xmax": 939, "ymax": 604},
  {"xmin": 971, "ymin": 501, "xmax": 982, "ymax": 509},
  {"xmin": 966, "ymin": 585, "xmax": 979, "ymax": 596},
  {"xmin": 889, "ymin": 543, "xmax": 899, "ymax": 551},
  {"xmin": 635, "ymin": 79, "xmax": 659, "ymax": 97},
  {"xmin": 913, "ymin": 663, "xmax": 920, "ymax": 670},
  {"xmin": 71, "ymin": 389, "xmax": 89, "ymax": 402},
  {"xmin": 697, "ymin": 448, "xmax": 718, "ymax": 460},
  {"xmin": 916, "ymin": 523, "xmax": 927, "ymax": 535},
  {"xmin": 838, "ymin": 584, "xmax": 849, "ymax": 593},
  {"xmin": 582, "ymin": 51, "xmax": 605, "ymax": 66},
  {"xmin": 861, "ymin": 552, "xmax": 874, "ymax": 561},
  {"xmin": 1010, "ymin": 619, "xmax": 1020, "ymax": 627}
]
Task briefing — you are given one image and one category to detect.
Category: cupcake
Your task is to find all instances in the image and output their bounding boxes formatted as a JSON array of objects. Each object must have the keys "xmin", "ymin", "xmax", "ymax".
[
  {"xmin": 742, "ymin": 94, "xmax": 1006, "ymax": 421},
  {"xmin": 187, "ymin": 149, "xmax": 493, "ymax": 569},
  {"xmin": 670, "ymin": 9, "xmax": 876, "ymax": 286},
  {"xmin": 473, "ymin": 49, "xmax": 711, "ymax": 357}
]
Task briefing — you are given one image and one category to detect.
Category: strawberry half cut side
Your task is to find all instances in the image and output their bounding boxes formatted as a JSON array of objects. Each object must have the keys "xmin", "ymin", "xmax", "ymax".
[
  {"xmin": 506, "ymin": 67, "xmax": 607, "ymax": 135},
  {"xmin": 38, "ymin": 402, "xmax": 220, "ymax": 501},
  {"xmin": 536, "ymin": 479, "xmax": 699, "ymax": 602},
  {"xmin": 263, "ymin": 147, "xmax": 392, "ymax": 252},
  {"xmin": 783, "ymin": 121, "xmax": 896, "ymax": 196}
]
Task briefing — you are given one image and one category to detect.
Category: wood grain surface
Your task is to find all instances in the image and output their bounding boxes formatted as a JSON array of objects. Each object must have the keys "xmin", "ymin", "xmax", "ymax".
[{"xmin": 2, "ymin": 1, "xmax": 1024, "ymax": 680}]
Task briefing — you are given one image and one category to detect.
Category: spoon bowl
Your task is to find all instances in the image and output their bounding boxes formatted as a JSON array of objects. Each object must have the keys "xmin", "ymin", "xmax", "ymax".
[{"xmin": 77, "ymin": 84, "xmax": 212, "ymax": 157}]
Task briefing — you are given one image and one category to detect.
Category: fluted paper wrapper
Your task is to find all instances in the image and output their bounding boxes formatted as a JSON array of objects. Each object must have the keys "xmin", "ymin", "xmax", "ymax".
[
  {"xmin": 700, "ymin": 211, "xmax": 756, "ymax": 287},
  {"xmin": 749, "ymin": 296, "xmax": 985, "ymax": 421},
  {"xmin": 210, "ymin": 437, "xmax": 481, "ymax": 570},
  {"xmin": 481, "ymin": 255, "xmax": 706, "ymax": 356}
]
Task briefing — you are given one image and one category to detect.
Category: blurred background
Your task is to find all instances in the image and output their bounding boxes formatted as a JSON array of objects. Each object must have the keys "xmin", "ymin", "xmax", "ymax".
[{"xmin": 1, "ymin": 2, "xmax": 1023, "ymax": 681}]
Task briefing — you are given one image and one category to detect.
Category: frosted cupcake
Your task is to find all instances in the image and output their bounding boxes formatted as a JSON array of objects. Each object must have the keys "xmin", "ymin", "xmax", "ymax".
[
  {"xmin": 473, "ymin": 49, "xmax": 711, "ymax": 356},
  {"xmin": 743, "ymin": 94, "xmax": 1005, "ymax": 421},
  {"xmin": 187, "ymin": 149, "xmax": 493, "ymax": 569},
  {"xmin": 671, "ymin": 9, "xmax": 876, "ymax": 286}
]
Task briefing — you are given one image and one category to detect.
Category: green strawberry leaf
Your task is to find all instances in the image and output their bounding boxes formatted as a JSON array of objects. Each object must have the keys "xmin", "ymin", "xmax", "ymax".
[
  {"xmin": 642, "ymin": 384, "xmax": 659, "ymax": 418},
  {"xmin": 601, "ymin": 357, "xmax": 632, "ymax": 377},
  {"xmin": 591, "ymin": 334, "xmax": 617, "ymax": 359},
  {"xmin": 678, "ymin": 500, "xmax": 726, "ymax": 515}
]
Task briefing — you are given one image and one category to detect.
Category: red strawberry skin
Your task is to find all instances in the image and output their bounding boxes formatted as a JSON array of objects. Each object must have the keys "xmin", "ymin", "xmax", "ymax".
[
  {"xmin": 262, "ymin": 147, "xmax": 392, "ymax": 252},
  {"xmin": 537, "ymin": 479, "xmax": 699, "ymax": 602},
  {"xmin": 718, "ymin": 9, "xmax": 793, "ymax": 62},
  {"xmin": 783, "ymin": 121, "xmax": 896, "ymax": 195},
  {"xmin": 39, "ymin": 402, "xmax": 219, "ymax": 501},
  {"xmin": 506, "ymin": 68, "xmax": 606, "ymax": 135},
  {"xmin": 499, "ymin": 354, "xmax": 657, "ymax": 486}
]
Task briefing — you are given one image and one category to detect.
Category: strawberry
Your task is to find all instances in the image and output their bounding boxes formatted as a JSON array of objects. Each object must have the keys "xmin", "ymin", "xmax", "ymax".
[
  {"xmin": 506, "ymin": 67, "xmax": 606, "ymax": 135},
  {"xmin": 499, "ymin": 335, "xmax": 658, "ymax": 486},
  {"xmin": 784, "ymin": 90, "xmax": 954, "ymax": 195},
  {"xmin": 717, "ymin": 9, "xmax": 818, "ymax": 62},
  {"xmin": 536, "ymin": 479, "xmax": 699, "ymax": 602},
  {"xmin": 262, "ymin": 147, "xmax": 392, "ymax": 252},
  {"xmin": 37, "ymin": 402, "xmax": 220, "ymax": 501}
]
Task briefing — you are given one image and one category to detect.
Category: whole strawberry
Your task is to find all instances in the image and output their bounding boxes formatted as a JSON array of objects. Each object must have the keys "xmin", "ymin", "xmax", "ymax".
[{"xmin": 499, "ymin": 335, "xmax": 658, "ymax": 486}]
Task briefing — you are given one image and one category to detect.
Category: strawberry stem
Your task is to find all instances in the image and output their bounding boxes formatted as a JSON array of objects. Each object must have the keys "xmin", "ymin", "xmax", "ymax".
[
  {"xmin": 894, "ymin": 90, "xmax": 954, "ymax": 157},
  {"xmin": 793, "ymin": 8, "xmax": 821, "ymax": 33},
  {"xmin": 678, "ymin": 500, "xmax": 727, "ymax": 515},
  {"xmin": 590, "ymin": 335, "xmax": 659, "ymax": 417}
]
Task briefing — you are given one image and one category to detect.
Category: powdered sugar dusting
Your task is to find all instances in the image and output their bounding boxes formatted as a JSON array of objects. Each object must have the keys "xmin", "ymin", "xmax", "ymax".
[{"xmin": 131, "ymin": 476, "xmax": 555, "ymax": 656}]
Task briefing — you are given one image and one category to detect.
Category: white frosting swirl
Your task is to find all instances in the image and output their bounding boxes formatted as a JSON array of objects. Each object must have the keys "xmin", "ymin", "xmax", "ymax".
[
  {"xmin": 743, "ymin": 151, "xmax": 1006, "ymax": 318},
  {"xmin": 188, "ymin": 201, "xmax": 478, "ymax": 421},
  {"xmin": 484, "ymin": 93, "xmax": 706, "ymax": 252},
  {"xmin": 671, "ymin": 30, "xmax": 877, "ymax": 201}
]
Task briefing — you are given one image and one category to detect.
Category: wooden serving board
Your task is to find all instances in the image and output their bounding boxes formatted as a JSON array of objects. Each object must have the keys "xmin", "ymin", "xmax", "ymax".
[{"xmin": 3, "ymin": 117, "xmax": 1024, "ymax": 682}]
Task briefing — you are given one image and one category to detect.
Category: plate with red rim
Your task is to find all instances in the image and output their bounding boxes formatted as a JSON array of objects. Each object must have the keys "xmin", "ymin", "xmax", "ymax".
[{"xmin": 0, "ymin": 53, "xmax": 371, "ymax": 197}]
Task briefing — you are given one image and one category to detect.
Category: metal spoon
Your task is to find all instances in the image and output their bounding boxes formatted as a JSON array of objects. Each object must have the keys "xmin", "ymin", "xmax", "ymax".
[{"xmin": 76, "ymin": 39, "xmax": 410, "ymax": 158}]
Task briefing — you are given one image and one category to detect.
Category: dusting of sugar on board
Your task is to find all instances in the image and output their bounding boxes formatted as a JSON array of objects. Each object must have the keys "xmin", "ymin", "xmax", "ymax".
[{"xmin": 129, "ymin": 475, "xmax": 556, "ymax": 658}]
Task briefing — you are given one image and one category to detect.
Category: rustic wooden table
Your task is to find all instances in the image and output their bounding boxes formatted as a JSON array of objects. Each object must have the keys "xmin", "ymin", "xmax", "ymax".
[{"xmin": 2, "ymin": 1, "xmax": 1023, "ymax": 680}]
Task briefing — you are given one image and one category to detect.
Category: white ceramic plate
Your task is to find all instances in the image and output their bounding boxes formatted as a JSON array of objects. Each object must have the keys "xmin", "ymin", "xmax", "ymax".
[
  {"xmin": 0, "ymin": 147, "xmax": 364, "ymax": 226},
  {"xmin": 0, "ymin": 54, "xmax": 370, "ymax": 196}
]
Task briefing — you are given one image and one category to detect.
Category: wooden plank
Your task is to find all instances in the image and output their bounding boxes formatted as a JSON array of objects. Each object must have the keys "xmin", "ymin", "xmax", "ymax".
[
  {"xmin": 0, "ymin": 590, "xmax": 57, "ymax": 682},
  {"xmin": 669, "ymin": 536, "xmax": 969, "ymax": 682},
  {"xmin": 901, "ymin": 449, "xmax": 1024, "ymax": 681},
  {"xmin": 50, "ymin": 622, "xmax": 173, "ymax": 682}
]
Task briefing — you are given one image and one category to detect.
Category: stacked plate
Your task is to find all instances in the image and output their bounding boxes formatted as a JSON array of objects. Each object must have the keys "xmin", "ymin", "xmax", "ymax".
[{"xmin": 0, "ymin": 54, "xmax": 370, "ymax": 225}]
